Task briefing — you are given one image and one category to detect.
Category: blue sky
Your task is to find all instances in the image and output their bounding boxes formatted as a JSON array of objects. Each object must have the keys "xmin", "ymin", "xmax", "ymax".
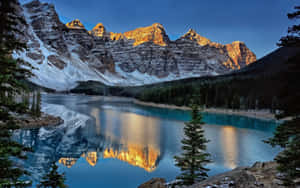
[{"xmin": 20, "ymin": 0, "xmax": 298, "ymax": 58}]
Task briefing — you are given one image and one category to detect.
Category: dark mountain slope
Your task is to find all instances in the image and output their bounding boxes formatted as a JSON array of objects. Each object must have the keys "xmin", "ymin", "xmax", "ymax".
[
  {"xmin": 233, "ymin": 47, "xmax": 300, "ymax": 76},
  {"xmin": 70, "ymin": 46, "xmax": 300, "ymax": 111}
]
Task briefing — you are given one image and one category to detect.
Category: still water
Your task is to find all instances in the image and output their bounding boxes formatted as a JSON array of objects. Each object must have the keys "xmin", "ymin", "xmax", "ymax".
[{"xmin": 13, "ymin": 94, "xmax": 280, "ymax": 188}]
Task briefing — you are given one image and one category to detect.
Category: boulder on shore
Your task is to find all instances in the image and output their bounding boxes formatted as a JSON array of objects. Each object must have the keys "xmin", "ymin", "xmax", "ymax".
[
  {"xmin": 139, "ymin": 161, "xmax": 295, "ymax": 188},
  {"xmin": 138, "ymin": 178, "xmax": 166, "ymax": 188},
  {"xmin": 14, "ymin": 112, "xmax": 64, "ymax": 129}
]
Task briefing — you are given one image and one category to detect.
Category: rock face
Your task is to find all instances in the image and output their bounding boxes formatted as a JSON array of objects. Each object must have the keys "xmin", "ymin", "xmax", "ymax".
[
  {"xmin": 66, "ymin": 19, "xmax": 85, "ymax": 30},
  {"xmin": 138, "ymin": 178, "xmax": 166, "ymax": 188},
  {"xmin": 188, "ymin": 161, "xmax": 290, "ymax": 188},
  {"xmin": 89, "ymin": 23, "xmax": 110, "ymax": 38},
  {"xmin": 123, "ymin": 23, "xmax": 170, "ymax": 46},
  {"xmin": 139, "ymin": 162, "xmax": 293, "ymax": 188},
  {"xmin": 23, "ymin": 0, "xmax": 68, "ymax": 55},
  {"xmin": 182, "ymin": 29, "xmax": 212, "ymax": 46},
  {"xmin": 14, "ymin": 0, "xmax": 257, "ymax": 91},
  {"xmin": 225, "ymin": 41, "xmax": 257, "ymax": 69},
  {"xmin": 47, "ymin": 55, "xmax": 66, "ymax": 69}
]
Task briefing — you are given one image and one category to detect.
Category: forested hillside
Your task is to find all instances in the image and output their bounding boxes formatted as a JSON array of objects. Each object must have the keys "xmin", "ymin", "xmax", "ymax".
[
  {"xmin": 70, "ymin": 47, "xmax": 300, "ymax": 112},
  {"xmin": 137, "ymin": 47, "xmax": 300, "ymax": 110}
]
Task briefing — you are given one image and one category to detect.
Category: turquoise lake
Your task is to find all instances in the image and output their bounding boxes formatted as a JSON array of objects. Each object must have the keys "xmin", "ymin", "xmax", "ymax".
[{"xmin": 13, "ymin": 94, "xmax": 280, "ymax": 188}]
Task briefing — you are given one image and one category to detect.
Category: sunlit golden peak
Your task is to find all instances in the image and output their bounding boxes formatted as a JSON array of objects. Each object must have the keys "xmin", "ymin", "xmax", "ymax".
[
  {"xmin": 110, "ymin": 32, "xmax": 124, "ymax": 40},
  {"xmin": 123, "ymin": 23, "xmax": 168, "ymax": 46},
  {"xmin": 223, "ymin": 40, "xmax": 256, "ymax": 69},
  {"xmin": 66, "ymin": 19, "xmax": 85, "ymax": 29},
  {"xmin": 89, "ymin": 23, "xmax": 108, "ymax": 37},
  {"xmin": 186, "ymin": 28, "xmax": 197, "ymax": 35},
  {"xmin": 231, "ymin": 41, "xmax": 245, "ymax": 45},
  {"xmin": 94, "ymin": 22, "xmax": 104, "ymax": 28},
  {"xmin": 182, "ymin": 28, "xmax": 211, "ymax": 46},
  {"xmin": 151, "ymin": 23, "xmax": 164, "ymax": 29}
]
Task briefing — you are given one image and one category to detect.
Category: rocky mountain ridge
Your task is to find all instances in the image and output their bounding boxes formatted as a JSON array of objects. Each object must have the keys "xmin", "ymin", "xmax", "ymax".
[{"xmin": 14, "ymin": 0, "xmax": 257, "ymax": 91}]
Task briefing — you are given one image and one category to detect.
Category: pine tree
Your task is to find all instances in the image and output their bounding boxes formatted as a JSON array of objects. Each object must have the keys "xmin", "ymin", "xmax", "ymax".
[
  {"xmin": 174, "ymin": 102, "xmax": 211, "ymax": 186},
  {"xmin": 35, "ymin": 91, "xmax": 41, "ymax": 117},
  {"xmin": 31, "ymin": 92, "xmax": 36, "ymax": 115},
  {"xmin": 38, "ymin": 162, "xmax": 67, "ymax": 188},
  {"xmin": 232, "ymin": 93, "xmax": 240, "ymax": 110},
  {"xmin": 0, "ymin": 120, "xmax": 32, "ymax": 187},
  {"xmin": 266, "ymin": 5, "xmax": 300, "ymax": 186},
  {"xmin": 271, "ymin": 96, "xmax": 279, "ymax": 114},
  {"xmin": 0, "ymin": 0, "xmax": 33, "ymax": 186},
  {"xmin": 277, "ymin": 6, "xmax": 300, "ymax": 47},
  {"xmin": 23, "ymin": 93, "xmax": 30, "ymax": 109}
]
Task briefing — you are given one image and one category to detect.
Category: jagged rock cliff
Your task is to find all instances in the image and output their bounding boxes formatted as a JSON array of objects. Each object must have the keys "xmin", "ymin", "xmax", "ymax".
[{"xmin": 14, "ymin": 0, "xmax": 256, "ymax": 91}]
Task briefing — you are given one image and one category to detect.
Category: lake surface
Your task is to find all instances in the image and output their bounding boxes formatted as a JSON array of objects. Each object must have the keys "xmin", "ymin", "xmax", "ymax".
[{"xmin": 13, "ymin": 94, "xmax": 280, "ymax": 188}]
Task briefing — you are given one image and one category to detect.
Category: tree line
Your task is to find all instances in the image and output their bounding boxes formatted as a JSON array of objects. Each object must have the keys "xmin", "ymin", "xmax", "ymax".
[
  {"xmin": 0, "ymin": 0, "xmax": 66, "ymax": 187},
  {"xmin": 137, "ymin": 76, "xmax": 281, "ymax": 112}
]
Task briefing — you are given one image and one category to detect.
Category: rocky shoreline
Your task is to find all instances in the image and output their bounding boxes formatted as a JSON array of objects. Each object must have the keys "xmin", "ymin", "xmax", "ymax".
[
  {"xmin": 133, "ymin": 100, "xmax": 278, "ymax": 121},
  {"xmin": 60, "ymin": 94, "xmax": 279, "ymax": 121},
  {"xmin": 13, "ymin": 112, "xmax": 64, "ymax": 129},
  {"xmin": 140, "ymin": 161, "xmax": 296, "ymax": 188}
]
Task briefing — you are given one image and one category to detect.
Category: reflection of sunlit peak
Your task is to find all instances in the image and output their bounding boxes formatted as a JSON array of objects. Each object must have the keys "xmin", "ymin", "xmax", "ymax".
[
  {"xmin": 58, "ymin": 157, "xmax": 78, "ymax": 168},
  {"xmin": 221, "ymin": 126, "xmax": 238, "ymax": 169},
  {"xmin": 103, "ymin": 144, "xmax": 160, "ymax": 172},
  {"xmin": 82, "ymin": 152, "xmax": 98, "ymax": 166},
  {"xmin": 91, "ymin": 108, "xmax": 101, "ymax": 135},
  {"xmin": 223, "ymin": 126, "xmax": 235, "ymax": 130}
]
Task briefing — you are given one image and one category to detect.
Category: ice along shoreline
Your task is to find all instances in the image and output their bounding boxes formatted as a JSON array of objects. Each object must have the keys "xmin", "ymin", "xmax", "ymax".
[{"xmin": 53, "ymin": 93, "xmax": 279, "ymax": 122}]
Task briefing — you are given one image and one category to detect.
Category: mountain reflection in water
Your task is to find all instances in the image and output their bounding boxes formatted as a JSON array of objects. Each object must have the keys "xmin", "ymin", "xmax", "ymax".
[
  {"xmin": 65, "ymin": 107, "xmax": 162, "ymax": 172},
  {"xmin": 59, "ymin": 144, "xmax": 160, "ymax": 171},
  {"xmin": 12, "ymin": 94, "xmax": 280, "ymax": 188},
  {"xmin": 220, "ymin": 126, "xmax": 238, "ymax": 169},
  {"xmin": 58, "ymin": 106, "xmax": 161, "ymax": 172}
]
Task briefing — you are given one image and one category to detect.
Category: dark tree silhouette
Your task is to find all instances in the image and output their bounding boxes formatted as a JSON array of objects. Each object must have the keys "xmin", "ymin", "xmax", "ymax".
[
  {"xmin": 278, "ymin": 6, "xmax": 300, "ymax": 47},
  {"xmin": 38, "ymin": 162, "xmax": 67, "ymax": 188},
  {"xmin": 266, "ymin": 5, "xmax": 300, "ymax": 186},
  {"xmin": 174, "ymin": 102, "xmax": 211, "ymax": 186},
  {"xmin": 0, "ymin": 0, "xmax": 33, "ymax": 186},
  {"xmin": 36, "ymin": 90, "xmax": 42, "ymax": 117}
]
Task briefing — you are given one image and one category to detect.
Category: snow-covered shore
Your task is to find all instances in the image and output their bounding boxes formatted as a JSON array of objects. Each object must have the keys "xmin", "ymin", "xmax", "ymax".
[{"xmin": 133, "ymin": 100, "xmax": 278, "ymax": 121}]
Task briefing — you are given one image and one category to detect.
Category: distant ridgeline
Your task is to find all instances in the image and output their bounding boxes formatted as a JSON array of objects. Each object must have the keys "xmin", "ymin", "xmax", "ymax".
[
  {"xmin": 16, "ymin": 0, "xmax": 300, "ymax": 112},
  {"xmin": 15, "ymin": 1, "xmax": 256, "ymax": 90},
  {"xmin": 70, "ymin": 47, "xmax": 300, "ymax": 112},
  {"xmin": 135, "ymin": 47, "xmax": 300, "ymax": 110}
]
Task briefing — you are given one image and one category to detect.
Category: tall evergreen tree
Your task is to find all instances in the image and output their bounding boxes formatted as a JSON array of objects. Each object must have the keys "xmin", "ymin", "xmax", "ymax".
[
  {"xmin": 23, "ymin": 93, "xmax": 30, "ymax": 109},
  {"xmin": 277, "ymin": 6, "xmax": 300, "ymax": 47},
  {"xmin": 35, "ymin": 90, "xmax": 41, "ymax": 117},
  {"xmin": 0, "ymin": 120, "xmax": 32, "ymax": 187},
  {"xmin": 0, "ymin": 0, "xmax": 33, "ymax": 186},
  {"xmin": 31, "ymin": 92, "xmax": 36, "ymax": 115},
  {"xmin": 266, "ymin": 5, "xmax": 300, "ymax": 186},
  {"xmin": 174, "ymin": 102, "xmax": 211, "ymax": 186},
  {"xmin": 38, "ymin": 162, "xmax": 67, "ymax": 188}
]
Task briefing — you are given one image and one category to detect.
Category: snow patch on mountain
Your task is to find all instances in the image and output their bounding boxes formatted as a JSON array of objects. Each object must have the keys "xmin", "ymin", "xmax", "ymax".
[
  {"xmin": 13, "ymin": 8, "xmax": 110, "ymax": 90},
  {"xmin": 13, "ymin": 1, "xmax": 256, "ymax": 91},
  {"xmin": 14, "ymin": 7, "xmax": 203, "ymax": 91}
]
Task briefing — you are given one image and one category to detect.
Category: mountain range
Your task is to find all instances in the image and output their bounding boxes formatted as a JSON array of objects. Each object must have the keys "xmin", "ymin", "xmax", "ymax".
[{"xmin": 14, "ymin": 0, "xmax": 256, "ymax": 91}]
